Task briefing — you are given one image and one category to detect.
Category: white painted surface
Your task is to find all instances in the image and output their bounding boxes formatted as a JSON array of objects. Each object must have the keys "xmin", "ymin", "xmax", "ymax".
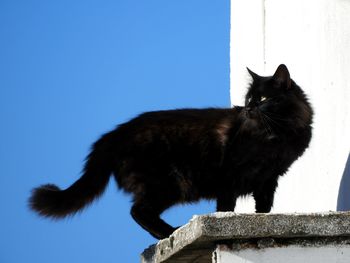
[
  {"xmin": 216, "ymin": 245, "xmax": 350, "ymax": 263},
  {"xmin": 230, "ymin": 0, "xmax": 350, "ymax": 213}
]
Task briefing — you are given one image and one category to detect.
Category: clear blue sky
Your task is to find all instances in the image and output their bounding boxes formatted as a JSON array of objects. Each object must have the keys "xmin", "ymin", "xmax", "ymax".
[{"xmin": 0, "ymin": 1, "xmax": 230, "ymax": 262}]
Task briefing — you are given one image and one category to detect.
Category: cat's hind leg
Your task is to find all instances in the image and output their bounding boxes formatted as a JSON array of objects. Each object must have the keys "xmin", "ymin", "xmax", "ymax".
[{"xmin": 130, "ymin": 198, "xmax": 177, "ymax": 240}]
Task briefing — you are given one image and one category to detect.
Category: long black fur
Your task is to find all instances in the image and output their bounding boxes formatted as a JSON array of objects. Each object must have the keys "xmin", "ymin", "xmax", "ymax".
[{"xmin": 29, "ymin": 65, "xmax": 313, "ymax": 239}]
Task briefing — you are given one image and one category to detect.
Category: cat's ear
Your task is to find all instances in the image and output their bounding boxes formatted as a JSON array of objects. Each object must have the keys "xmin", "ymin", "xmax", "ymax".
[
  {"xmin": 273, "ymin": 64, "xmax": 291, "ymax": 89},
  {"xmin": 247, "ymin": 67, "xmax": 260, "ymax": 81}
]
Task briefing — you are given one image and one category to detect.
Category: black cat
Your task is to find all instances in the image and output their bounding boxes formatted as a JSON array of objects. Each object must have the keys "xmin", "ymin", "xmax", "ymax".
[{"xmin": 29, "ymin": 64, "xmax": 313, "ymax": 239}]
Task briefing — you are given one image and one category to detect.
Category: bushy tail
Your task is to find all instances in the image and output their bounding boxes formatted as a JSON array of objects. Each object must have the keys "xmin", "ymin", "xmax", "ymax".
[{"xmin": 29, "ymin": 135, "xmax": 114, "ymax": 219}]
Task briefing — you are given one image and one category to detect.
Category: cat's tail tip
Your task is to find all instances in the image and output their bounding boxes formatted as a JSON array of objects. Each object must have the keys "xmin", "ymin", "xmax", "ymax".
[{"xmin": 29, "ymin": 184, "xmax": 73, "ymax": 219}]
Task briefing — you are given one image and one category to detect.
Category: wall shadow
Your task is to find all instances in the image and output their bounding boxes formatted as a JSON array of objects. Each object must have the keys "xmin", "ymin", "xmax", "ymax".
[{"xmin": 337, "ymin": 152, "xmax": 350, "ymax": 211}]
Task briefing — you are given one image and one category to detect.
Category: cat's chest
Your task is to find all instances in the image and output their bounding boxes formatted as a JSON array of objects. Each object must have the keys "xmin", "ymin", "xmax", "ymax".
[
  {"xmin": 230, "ymin": 135, "xmax": 282, "ymax": 159},
  {"xmin": 228, "ymin": 137, "xmax": 291, "ymax": 175}
]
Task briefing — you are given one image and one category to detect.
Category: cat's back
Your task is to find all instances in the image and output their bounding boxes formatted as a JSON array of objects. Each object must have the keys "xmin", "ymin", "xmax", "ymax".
[
  {"xmin": 132, "ymin": 107, "xmax": 235, "ymax": 123},
  {"xmin": 111, "ymin": 107, "xmax": 240, "ymax": 162},
  {"xmin": 117, "ymin": 107, "xmax": 239, "ymax": 134}
]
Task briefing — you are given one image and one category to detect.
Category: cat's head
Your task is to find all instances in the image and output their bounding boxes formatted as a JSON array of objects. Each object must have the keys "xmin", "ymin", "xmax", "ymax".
[{"xmin": 244, "ymin": 64, "xmax": 312, "ymax": 129}]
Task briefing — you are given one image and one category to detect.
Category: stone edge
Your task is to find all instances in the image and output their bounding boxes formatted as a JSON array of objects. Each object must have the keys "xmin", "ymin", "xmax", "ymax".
[{"xmin": 141, "ymin": 211, "xmax": 350, "ymax": 263}]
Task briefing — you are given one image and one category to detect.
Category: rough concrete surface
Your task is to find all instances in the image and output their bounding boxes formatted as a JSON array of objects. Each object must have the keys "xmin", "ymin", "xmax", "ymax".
[{"xmin": 141, "ymin": 212, "xmax": 350, "ymax": 263}]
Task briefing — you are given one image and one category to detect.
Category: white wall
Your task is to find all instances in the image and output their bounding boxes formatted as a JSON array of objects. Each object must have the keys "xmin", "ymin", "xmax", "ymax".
[
  {"xmin": 230, "ymin": 0, "xmax": 350, "ymax": 212},
  {"xmin": 216, "ymin": 245, "xmax": 350, "ymax": 263}
]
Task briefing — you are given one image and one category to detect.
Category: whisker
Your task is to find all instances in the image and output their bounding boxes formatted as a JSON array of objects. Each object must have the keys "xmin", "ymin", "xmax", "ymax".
[
  {"xmin": 262, "ymin": 111, "xmax": 290, "ymax": 122},
  {"xmin": 263, "ymin": 115, "xmax": 273, "ymax": 135},
  {"xmin": 258, "ymin": 111, "xmax": 272, "ymax": 136},
  {"xmin": 262, "ymin": 113, "xmax": 282, "ymax": 128}
]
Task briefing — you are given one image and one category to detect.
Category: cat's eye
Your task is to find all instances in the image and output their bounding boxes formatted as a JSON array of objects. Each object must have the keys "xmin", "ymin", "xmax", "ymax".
[{"xmin": 260, "ymin": 96, "xmax": 267, "ymax": 102}]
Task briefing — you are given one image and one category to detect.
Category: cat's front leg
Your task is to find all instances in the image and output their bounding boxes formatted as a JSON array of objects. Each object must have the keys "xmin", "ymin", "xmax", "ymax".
[
  {"xmin": 253, "ymin": 179, "xmax": 278, "ymax": 213},
  {"xmin": 216, "ymin": 192, "xmax": 238, "ymax": 212}
]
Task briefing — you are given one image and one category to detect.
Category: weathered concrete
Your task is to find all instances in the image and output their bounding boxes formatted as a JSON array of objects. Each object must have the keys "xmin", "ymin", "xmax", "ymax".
[{"xmin": 141, "ymin": 212, "xmax": 350, "ymax": 263}]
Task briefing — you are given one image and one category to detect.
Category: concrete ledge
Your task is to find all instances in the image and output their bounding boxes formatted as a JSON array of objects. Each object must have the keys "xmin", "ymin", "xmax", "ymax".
[{"xmin": 141, "ymin": 212, "xmax": 350, "ymax": 263}]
